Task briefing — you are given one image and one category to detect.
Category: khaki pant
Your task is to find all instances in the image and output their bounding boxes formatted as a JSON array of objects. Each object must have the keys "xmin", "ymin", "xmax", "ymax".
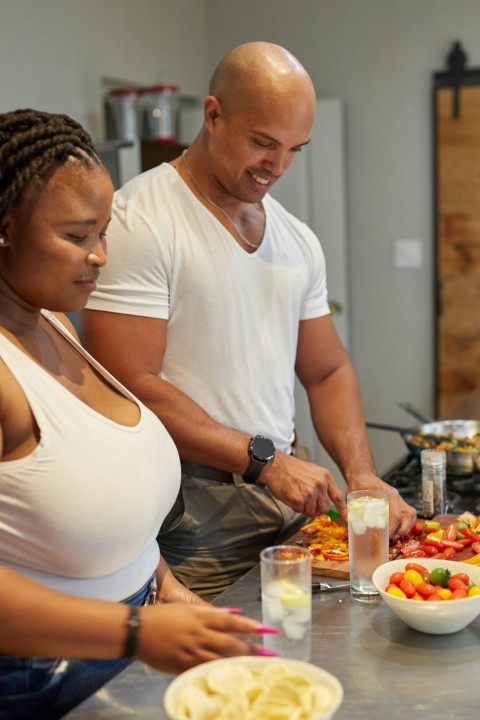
[{"xmin": 157, "ymin": 471, "xmax": 306, "ymax": 601}]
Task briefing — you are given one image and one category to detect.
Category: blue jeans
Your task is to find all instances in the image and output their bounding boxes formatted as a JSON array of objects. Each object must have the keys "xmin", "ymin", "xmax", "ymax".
[{"xmin": 0, "ymin": 575, "xmax": 157, "ymax": 720}]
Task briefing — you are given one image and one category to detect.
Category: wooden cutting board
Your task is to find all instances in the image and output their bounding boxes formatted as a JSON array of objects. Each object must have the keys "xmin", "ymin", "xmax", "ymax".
[
  {"xmin": 285, "ymin": 522, "xmax": 350, "ymax": 579},
  {"xmin": 286, "ymin": 514, "xmax": 475, "ymax": 579}
]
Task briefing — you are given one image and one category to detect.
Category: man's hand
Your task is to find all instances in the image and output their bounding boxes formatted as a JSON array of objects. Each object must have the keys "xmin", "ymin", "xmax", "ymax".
[
  {"xmin": 346, "ymin": 471, "xmax": 417, "ymax": 541},
  {"xmin": 258, "ymin": 452, "xmax": 347, "ymax": 518},
  {"xmin": 156, "ymin": 557, "xmax": 209, "ymax": 606}
]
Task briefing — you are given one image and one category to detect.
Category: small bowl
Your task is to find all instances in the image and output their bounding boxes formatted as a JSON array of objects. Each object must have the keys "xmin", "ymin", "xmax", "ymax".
[
  {"xmin": 372, "ymin": 558, "xmax": 480, "ymax": 634},
  {"xmin": 164, "ymin": 655, "xmax": 343, "ymax": 720}
]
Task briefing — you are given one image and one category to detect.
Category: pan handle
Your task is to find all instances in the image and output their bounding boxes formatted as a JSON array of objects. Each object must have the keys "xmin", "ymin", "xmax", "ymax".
[
  {"xmin": 366, "ymin": 421, "xmax": 416, "ymax": 435},
  {"xmin": 399, "ymin": 403, "xmax": 434, "ymax": 424}
]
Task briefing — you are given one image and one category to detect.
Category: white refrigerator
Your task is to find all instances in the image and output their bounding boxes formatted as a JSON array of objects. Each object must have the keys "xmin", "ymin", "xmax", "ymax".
[{"xmin": 269, "ymin": 97, "xmax": 350, "ymax": 486}]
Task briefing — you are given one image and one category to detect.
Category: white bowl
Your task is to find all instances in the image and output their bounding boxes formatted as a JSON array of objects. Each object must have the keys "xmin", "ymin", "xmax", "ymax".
[
  {"xmin": 164, "ymin": 655, "xmax": 343, "ymax": 720},
  {"xmin": 372, "ymin": 558, "xmax": 480, "ymax": 634}
]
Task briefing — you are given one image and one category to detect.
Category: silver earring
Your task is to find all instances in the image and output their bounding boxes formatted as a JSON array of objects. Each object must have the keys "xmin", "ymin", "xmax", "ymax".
[{"xmin": 0, "ymin": 237, "xmax": 6, "ymax": 245}]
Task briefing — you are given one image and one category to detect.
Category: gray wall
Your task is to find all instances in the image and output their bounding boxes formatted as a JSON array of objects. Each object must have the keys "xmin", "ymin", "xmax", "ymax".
[
  {"xmin": 2, "ymin": 0, "xmax": 480, "ymax": 473},
  {"xmin": 0, "ymin": 0, "xmax": 210, "ymax": 137}
]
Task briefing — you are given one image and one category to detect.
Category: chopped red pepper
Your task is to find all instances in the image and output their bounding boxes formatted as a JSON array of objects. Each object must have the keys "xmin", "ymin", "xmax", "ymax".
[{"xmin": 320, "ymin": 540, "xmax": 349, "ymax": 561}]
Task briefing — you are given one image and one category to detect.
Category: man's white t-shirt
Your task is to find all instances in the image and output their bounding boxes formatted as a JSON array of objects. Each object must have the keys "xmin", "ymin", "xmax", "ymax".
[{"xmin": 87, "ymin": 163, "xmax": 330, "ymax": 452}]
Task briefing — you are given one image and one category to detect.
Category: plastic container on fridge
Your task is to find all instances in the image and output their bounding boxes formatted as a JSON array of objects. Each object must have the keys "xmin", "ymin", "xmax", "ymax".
[
  {"xmin": 105, "ymin": 88, "xmax": 141, "ymax": 143},
  {"xmin": 139, "ymin": 84, "xmax": 180, "ymax": 142}
]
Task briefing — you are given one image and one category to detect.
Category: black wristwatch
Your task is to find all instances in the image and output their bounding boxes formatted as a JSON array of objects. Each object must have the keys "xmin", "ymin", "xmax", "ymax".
[{"xmin": 243, "ymin": 435, "xmax": 275, "ymax": 484}]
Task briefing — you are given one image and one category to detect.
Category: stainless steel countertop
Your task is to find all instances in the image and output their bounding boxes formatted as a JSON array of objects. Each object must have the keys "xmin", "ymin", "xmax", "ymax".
[{"xmin": 65, "ymin": 564, "xmax": 480, "ymax": 719}]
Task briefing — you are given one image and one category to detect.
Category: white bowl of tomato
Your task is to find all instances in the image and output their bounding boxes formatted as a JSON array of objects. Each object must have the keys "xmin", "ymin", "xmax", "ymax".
[{"xmin": 372, "ymin": 558, "xmax": 480, "ymax": 634}]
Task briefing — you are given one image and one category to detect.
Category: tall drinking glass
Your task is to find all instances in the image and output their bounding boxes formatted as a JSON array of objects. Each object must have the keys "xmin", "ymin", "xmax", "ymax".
[
  {"xmin": 347, "ymin": 489, "xmax": 389, "ymax": 602},
  {"xmin": 260, "ymin": 545, "xmax": 312, "ymax": 661}
]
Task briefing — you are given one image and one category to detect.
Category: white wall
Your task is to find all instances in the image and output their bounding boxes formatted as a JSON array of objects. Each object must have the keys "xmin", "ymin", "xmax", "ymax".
[
  {"xmin": 0, "ymin": 0, "xmax": 210, "ymax": 139},
  {"xmin": 205, "ymin": 0, "xmax": 480, "ymax": 473},
  {"xmin": 3, "ymin": 0, "xmax": 480, "ymax": 475}
]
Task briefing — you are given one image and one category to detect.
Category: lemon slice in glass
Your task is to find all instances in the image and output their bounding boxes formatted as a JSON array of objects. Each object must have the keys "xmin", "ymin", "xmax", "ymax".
[{"xmin": 279, "ymin": 579, "xmax": 311, "ymax": 607}]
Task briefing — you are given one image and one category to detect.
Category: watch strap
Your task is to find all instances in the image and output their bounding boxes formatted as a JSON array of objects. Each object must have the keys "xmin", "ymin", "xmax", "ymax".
[{"xmin": 243, "ymin": 456, "xmax": 268, "ymax": 484}]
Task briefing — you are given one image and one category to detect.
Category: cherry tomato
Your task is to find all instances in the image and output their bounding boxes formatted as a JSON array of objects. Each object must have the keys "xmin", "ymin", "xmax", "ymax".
[
  {"xmin": 389, "ymin": 572, "xmax": 405, "ymax": 586},
  {"xmin": 441, "ymin": 539, "xmax": 465, "ymax": 551},
  {"xmin": 458, "ymin": 526, "xmax": 480, "ymax": 542},
  {"xmin": 416, "ymin": 582, "xmax": 437, "ymax": 599},
  {"xmin": 441, "ymin": 547, "xmax": 457, "ymax": 560},
  {"xmin": 448, "ymin": 577, "xmax": 467, "ymax": 592},
  {"xmin": 403, "ymin": 569, "xmax": 424, "ymax": 587},
  {"xmin": 387, "ymin": 585, "xmax": 406, "ymax": 599},
  {"xmin": 450, "ymin": 572, "xmax": 470, "ymax": 585},
  {"xmin": 450, "ymin": 588, "xmax": 468, "ymax": 600},
  {"xmin": 437, "ymin": 588, "xmax": 452, "ymax": 600},
  {"xmin": 426, "ymin": 592, "xmax": 444, "ymax": 601},
  {"xmin": 411, "ymin": 519, "xmax": 425, "ymax": 535},
  {"xmin": 399, "ymin": 579, "xmax": 416, "ymax": 598},
  {"xmin": 443, "ymin": 523, "xmax": 457, "ymax": 541},
  {"xmin": 429, "ymin": 567, "xmax": 451, "ymax": 587},
  {"xmin": 472, "ymin": 542, "xmax": 480, "ymax": 554},
  {"xmin": 424, "ymin": 545, "xmax": 439, "ymax": 557},
  {"xmin": 425, "ymin": 537, "xmax": 444, "ymax": 550},
  {"xmin": 400, "ymin": 539, "xmax": 421, "ymax": 554},
  {"xmin": 402, "ymin": 550, "xmax": 426, "ymax": 558},
  {"xmin": 405, "ymin": 563, "xmax": 428, "ymax": 574},
  {"xmin": 468, "ymin": 585, "xmax": 480, "ymax": 597}
]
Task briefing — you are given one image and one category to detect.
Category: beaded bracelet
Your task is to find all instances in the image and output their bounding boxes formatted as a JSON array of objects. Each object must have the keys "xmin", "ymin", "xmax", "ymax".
[{"xmin": 122, "ymin": 605, "xmax": 141, "ymax": 658}]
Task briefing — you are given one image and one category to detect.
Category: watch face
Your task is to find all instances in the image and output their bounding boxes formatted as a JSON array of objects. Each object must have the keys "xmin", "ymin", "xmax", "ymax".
[{"xmin": 252, "ymin": 436, "xmax": 275, "ymax": 462}]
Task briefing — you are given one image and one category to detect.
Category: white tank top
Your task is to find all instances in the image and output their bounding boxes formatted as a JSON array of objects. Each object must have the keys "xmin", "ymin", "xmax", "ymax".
[{"xmin": 0, "ymin": 311, "xmax": 180, "ymax": 600}]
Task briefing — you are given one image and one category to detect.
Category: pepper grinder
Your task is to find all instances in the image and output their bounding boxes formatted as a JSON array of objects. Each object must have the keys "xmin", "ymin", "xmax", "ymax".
[{"xmin": 421, "ymin": 449, "xmax": 447, "ymax": 517}]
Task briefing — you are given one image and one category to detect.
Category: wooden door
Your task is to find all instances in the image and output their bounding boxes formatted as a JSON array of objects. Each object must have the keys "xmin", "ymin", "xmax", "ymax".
[{"xmin": 435, "ymin": 84, "xmax": 480, "ymax": 415}]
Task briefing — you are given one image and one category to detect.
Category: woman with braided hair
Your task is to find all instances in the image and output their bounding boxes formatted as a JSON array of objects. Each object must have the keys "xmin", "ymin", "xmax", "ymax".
[{"xmin": 0, "ymin": 109, "xmax": 267, "ymax": 720}]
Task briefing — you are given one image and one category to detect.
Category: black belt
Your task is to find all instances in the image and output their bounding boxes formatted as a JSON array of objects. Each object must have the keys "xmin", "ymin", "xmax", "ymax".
[{"xmin": 180, "ymin": 460, "xmax": 233, "ymax": 483}]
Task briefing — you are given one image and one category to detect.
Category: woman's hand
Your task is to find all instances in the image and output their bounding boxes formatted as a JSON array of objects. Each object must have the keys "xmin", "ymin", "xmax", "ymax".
[{"xmin": 137, "ymin": 603, "xmax": 264, "ymax": 674}]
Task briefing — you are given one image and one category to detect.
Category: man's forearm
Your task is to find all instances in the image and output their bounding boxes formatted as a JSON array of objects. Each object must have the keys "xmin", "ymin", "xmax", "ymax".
[
  {"xmin": 305, "ymin": 363, "xmax": 377, "ymax": 484},
  {"xmin": 131, "ymin": 372, "xmax": 251, "ymax": 473}
]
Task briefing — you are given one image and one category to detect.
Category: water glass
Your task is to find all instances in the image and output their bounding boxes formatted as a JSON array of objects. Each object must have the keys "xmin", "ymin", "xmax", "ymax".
[
  {"xmin": 260, "ymin": 545, "xmax": 312, "ymax": 661},
  {"xmin": 347, "ymin": 489, "xmax": 389, "ymax": 602}
]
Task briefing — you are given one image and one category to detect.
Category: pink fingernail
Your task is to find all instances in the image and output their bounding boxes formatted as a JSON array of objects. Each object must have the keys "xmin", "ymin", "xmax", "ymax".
[
  {"xmin": 255, "ymin": 624, "xmax": 281, "ymax": 635},
  {"xmin": 257, "ymin": 647, "xmax": 280, "ymax": 657},
  {"xmin": 217, "ymin": 606, "xmax": 243, "ymax": 615}
]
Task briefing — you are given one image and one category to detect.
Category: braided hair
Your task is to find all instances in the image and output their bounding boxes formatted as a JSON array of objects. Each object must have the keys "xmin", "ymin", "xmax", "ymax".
[{"xmin": 0, "ymin": 108, "xmax": 101, "ymax": 225}]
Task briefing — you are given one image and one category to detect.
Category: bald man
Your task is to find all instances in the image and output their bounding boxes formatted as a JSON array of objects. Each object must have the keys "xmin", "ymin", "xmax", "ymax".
[{"xmin": 83, "ymin": 42, "xmax": 416, "ymax": 599}]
